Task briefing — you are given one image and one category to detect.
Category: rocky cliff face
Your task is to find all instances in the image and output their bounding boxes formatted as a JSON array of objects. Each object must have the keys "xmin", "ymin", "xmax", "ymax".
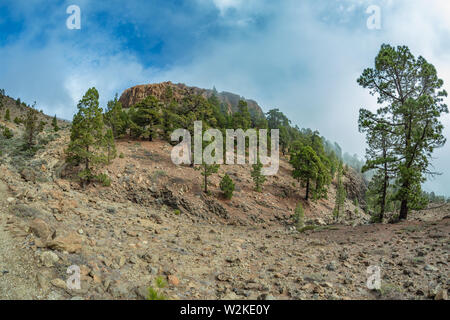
[
  {"xmin": 343, "ymin": 167, "xmax": 368, "ymax": 207},
  {"xmin": 119, "ymin": 81, "xmax": 265, "ymax": 118}
]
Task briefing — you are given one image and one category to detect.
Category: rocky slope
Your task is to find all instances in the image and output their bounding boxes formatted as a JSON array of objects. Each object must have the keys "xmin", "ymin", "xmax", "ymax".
[{"xmin": 0, "ymin": 97, "xmax": 448, "ymax": 301}]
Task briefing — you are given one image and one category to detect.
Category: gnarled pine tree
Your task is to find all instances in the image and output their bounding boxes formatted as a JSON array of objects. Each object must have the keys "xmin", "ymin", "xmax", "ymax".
[{"xmin": 358, "ymin": 44, "xmax": 448, "ymax": 220}]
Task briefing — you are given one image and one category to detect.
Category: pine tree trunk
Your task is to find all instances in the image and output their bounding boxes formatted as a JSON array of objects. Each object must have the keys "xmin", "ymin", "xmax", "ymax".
[
  {"xmin": 204, "ymin": 166, "xmax": 208, "ymax": 193},
  {"xmin": 85, "ymin": 145, "xmax": 90, "ymax": 186},
  {"xmin": 400, "ymin": 117, "xmax": 412, "ymax": 221},
  {"xmin": 380, "ymin": 179, "xmax": 387, "ymax": 221},
  {"xmin": 305, "ymin": 179, "xmax": 310, "ymax": 201},
  {"xmin": 399, "ymin": 199, "xmax": 408, "ymax": 220},
  {"xmin": 380, "ymin": 149, "xmax": 388, "ymax": 221}
]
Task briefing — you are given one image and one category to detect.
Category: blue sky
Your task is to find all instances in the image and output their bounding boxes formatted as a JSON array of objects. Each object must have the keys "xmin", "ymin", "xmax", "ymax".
[{"xmin": 0, "ymin": 0, "xmax": 449, "ymax": 195}]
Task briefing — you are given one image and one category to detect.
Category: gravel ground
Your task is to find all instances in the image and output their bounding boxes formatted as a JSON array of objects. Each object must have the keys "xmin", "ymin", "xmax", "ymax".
[{"xmin": 0, "ymin": 180, "xmax": 43, "ymax": 300}]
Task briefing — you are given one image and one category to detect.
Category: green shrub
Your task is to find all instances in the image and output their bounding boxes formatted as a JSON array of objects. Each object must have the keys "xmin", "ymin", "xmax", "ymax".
[
  {"xmin": 96, "ymin": 173, "xmax": 111, "ymax": 187},
  {"xmin": 353, "ymin": 198, "xmax": 359, "ymax": 215},
  {"xmin": 370, "ymin": 210, "xmax": 383, "ymax": 223},
  {"xmin": 173, "ymin": 209, "xmax": 181, "ymax": 216},
  {"xmin": 151, "ymin": 170, "xmax": 167, "ymax": 182},
  {"xmin": 297, "ymin": 225, "xmax": 317, "ymax": 233},
  {"xmin": 2, "ymin": 127, "xmax": 13, "ymax": 139},
  {"xmin": 293, "ymin": 202, "xmax": 305, "ymax": 230},
  {"xmin": 220, "ymin": 174, "xmax": 235, "ymax": 199},
  {"xmin": 251, "ymin": 160, "xmax": 266, "ymax": 192},
  {"xmin": 119, "ymin": 152, "xmax": 125, "ymax": 158},
  {"xmin": 13, "ymin": 117, "xmax": 22, "ymax": 125},
  {"xmin": 147, "ymin": 276, "xmax": 168, "ymax": 300}
]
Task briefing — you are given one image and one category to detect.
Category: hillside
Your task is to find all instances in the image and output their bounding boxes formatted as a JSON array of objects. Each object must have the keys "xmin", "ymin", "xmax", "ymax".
[
  {"xmin": 0, "ymin": 92, "xmax": 448, "ymax": 301},
  {"xmin": 119, "ymin": 81, "xmax": 265, "ymax": 119}
]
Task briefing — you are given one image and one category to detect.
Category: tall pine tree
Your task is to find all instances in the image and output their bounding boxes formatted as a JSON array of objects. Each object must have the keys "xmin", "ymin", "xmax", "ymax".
[
  {"xmin": 358, "ymin": 44, "xmax": 448, "ymax": 220},
  {"xmin": 66, "ymin": 87, "xmax": 106, "ymax": 186},
  {"xmin": 23, "ymin": 106, "xmax": 39, "ymax": 148},
  {"xmin": 251, "ymin": 159, "xmax": 266, "ymax": 192}
]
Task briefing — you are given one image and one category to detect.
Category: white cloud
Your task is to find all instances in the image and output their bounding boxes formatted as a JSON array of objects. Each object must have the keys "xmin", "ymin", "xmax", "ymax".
[{"xmin": 212, "ymin": 0, "xmax": 242, "ymax": 14}]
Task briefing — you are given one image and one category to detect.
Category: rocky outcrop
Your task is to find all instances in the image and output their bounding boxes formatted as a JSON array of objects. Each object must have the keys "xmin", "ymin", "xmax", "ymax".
[
  {"xmin": 119, "ymin": 81, "xmax": 265, "ymax": 118},
  {"xmin": 343, "ymin": 167, "xmax": 368, "ymax": 207}
]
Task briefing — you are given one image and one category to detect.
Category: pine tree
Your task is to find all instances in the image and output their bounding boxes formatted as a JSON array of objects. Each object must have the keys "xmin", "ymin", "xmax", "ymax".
[
  {"xmin": 279, "ymin": 126, "xmax": 290, "ymax": 155},
  {"xmin": 333, "ymin": 162, "xmax": 346, "ymax": 220},
  {"xmin": 104, "ymin": 128, "xmax": 117, "ymax": 164},
  {"xmin": 38, "ymin": 120, "xmax": 46, "ymax": 133},
  {"xmin": 162, "ymin": 100, "xmax": 184, "ymax": 140},
  {"xmin": 52, "ymin": 115, "xmax": 59, "ymax": 132},
  {"xmin": 208, "ymin": 94, "xmax": 227, "ymax": 129},
  {"xmin": 23, "ymin": 107, "xmax": 39, "ymax": 148},
  {"xmin": 195, "ymin": 135, "xmax": 220, "ymax": 194},
  {"xmin": 290, "ymin": 144, "xmax": 325, "ymax": 201},
  {"xmin": 4, "ymin": 109, "xmax": 10, "ymax": 121},
  {"xmin": 358, "ymin": 44, "xmax": 448, "ymax": 220},
  {"xmin": 199, "ymin": 162, "xmax": 219, "ymax": 194},
  {"xmin": 266, "ymin": 108, "xmax": 290, "ymax": 130},
  {"xmin": 232, "ymin": 100, "xmax": 252, "ymax": 130},
  {"xmin": 251, "ymin": 159, "xmax": 266, "ymax": 192},
  {"xmin": 358, "ymin": 115, "xmax": 395, "ymax": 221},
  {"xmin": 104, "ymin": 95, "xmax": 127, "ymax": 138},
  {"xmin": 133, "ymin": 96, "xmax": 162, "ymax": 141},
  {"xmin": 127, "ymin": 106, "xmax": 141, "ymax": 138},
  {"xmin": 66, "ymin": 87, "xmax": 106, "ymax": 186},
  {"xmin": 220, "ymin": 174, "xmax": 235, "ymax": 199}
]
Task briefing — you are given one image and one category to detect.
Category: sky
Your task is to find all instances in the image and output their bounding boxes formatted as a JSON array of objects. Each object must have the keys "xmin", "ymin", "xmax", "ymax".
[{"xmin": 0, "ymin": 0, "xmax": 449, "ymax": 195}]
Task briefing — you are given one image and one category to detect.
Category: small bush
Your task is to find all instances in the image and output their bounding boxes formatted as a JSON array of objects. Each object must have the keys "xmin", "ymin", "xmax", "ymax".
[
  {"xmin": 119, "ymin": 152, "xmax": 125, "ymax": 158},
  {"xmin": 353, "ymin": 198, "xmax": 359, "ymax": 215},
  {"xmin": 173, "ymin": 209, "xmax": 181, "ymax": 216},
  {"xmin": 378, "ymin": 282, "xmax": 403, "ymax": 297},
  {"xmin": 293, "ymin": 202, "xmax": 305, "ymax": 230},
  {"xmin": 13, "ymin": 117, "xmax": 22, "ymax": 125},
  {"xmin": 4, "ymin": 109, "xmax": 10, "ymax": 121},
  {"xmin": 147, "ymin": 276, "xmax": 168, "ymax": 300},
  {"xmin": 96, "ymin": 173, "xmax": 111, "ymax": 187},
  {"xmin": 369, "ymin": 210, "xmax": 382, "ymax": 223},
  {"xmin": 2, "ymin": 127, "xmax": 13, "ymax": 139},
  {"xmin": 388, "ymin": 213, "xmax": 399, "ymax": 224},
  {"xmin": 151, "ymin": 170, "xmax": 167, "ymax": 182},
  {"xmin": 220, "ymin": 174, "xmax": 235, "ymax": 199}
]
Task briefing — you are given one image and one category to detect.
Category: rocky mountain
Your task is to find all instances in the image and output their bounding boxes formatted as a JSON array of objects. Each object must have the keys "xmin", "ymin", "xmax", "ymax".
[
  {"xmin": 0, "ymin": 92, "xmax": 448, "ymax": 301},
  {"xmin": 119, "ymin": 81, "xmax": 265, "ymax": 118}
]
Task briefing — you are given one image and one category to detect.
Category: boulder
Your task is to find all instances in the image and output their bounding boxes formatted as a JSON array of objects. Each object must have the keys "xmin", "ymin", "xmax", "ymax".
[
  {"xmin": 29, "ymin": 218, "xmax": 55, "ymax": 241},
  {"xmin": 47, "ymin": 232, "xmax": 82, "ymax": 253}
]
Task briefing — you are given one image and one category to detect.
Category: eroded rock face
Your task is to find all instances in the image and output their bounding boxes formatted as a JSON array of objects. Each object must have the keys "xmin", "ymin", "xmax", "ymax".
[
  {"xmin": 119, "ymin": 82, "xmax": 264, "ymax": 118},
  {"xmin": 343, "ymin": 167, "xmax": 368, "ymax": 207}
]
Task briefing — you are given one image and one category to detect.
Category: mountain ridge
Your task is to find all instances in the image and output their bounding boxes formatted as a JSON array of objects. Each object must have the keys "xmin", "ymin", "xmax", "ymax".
[{"xmin": 119, "ymin": 81, "xmax": 265, "ymax": 119}]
